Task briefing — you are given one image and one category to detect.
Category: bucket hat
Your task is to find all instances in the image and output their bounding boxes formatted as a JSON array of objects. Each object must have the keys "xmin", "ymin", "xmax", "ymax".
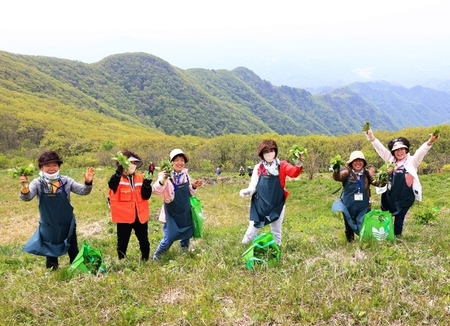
[
  {"xmin": 169, "ymin": 149, "xmax": 189, "ymax": 163},
  {"xmin": 347, "ymin": 151, "xmax": 367, "ymax": 167}
]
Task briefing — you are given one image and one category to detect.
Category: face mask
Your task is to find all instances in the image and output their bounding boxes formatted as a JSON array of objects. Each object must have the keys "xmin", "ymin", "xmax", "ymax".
[
  {"xmin": 126, "ymin": 164, "xmax": 137, "ymax": 174},
  {"xmin": 263, "ymin": 152, "xmax": 276, "ymax": 163},
  {"xmin": 43, "ymin": 171, "xmax": 60, "ymax": 180}
]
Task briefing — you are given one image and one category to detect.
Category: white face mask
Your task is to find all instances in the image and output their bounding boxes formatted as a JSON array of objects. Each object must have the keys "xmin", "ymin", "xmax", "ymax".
[
  {"xmin": 42, "ymin": 171, "xmax": 60, "ymax": 180},
  {"xmin": 126, "ymin": 164, "xmax": 137, "ymax": 174},
  {"xmin": 263, "ymin": 152, "xmax": 276, "ymax": 163}
]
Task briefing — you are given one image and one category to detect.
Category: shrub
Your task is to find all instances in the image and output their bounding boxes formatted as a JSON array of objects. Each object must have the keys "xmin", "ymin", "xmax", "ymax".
[
  {"xmin": 412, "ymin": 202, "xmax": 439, "ymax": 225},
  {"xmin": 441, "ymin": 164, "xmax": 450, "ymax": 173},
  {"xmin": 0, "ymin": 154, "xmax": 9, "ymax": 169}
]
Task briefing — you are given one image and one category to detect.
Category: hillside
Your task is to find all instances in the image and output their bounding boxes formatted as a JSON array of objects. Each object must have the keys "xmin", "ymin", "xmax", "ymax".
[
  {"xmin": 0, "ymin": 86, "xmax": 161, "ymax": 157},
  {"xmin": 1, "ymin": 50, "xmax": 450, "ymax": 139}
]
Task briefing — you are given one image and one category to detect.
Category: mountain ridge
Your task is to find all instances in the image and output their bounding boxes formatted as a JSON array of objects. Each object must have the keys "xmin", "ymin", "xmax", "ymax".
[{"xmin": 1, "ymin": 50, "xmax": 449, "ymax": 138}]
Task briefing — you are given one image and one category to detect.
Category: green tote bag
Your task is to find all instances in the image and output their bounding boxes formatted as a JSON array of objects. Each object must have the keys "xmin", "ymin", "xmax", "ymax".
[
  {"xmin": 360, "ymin": 210, "xmax": 395, "ymax": 242},
  {"xmin": 190, "ymin": 195, "xmax": 204, "ymax": 238},
  {"xmin": 242, "ymin": 232, "xmax": 281, "ymax": 270},
  {"xmin": 67, "ymin": 240, "xmax": 106, "ymax": 275}
]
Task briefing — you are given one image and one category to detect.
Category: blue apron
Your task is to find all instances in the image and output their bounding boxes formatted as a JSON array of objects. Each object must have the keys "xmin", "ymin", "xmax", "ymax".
[
  {"xmin": 332, "ymin": 172, "xmax": 369, "ymax": 234},
  {"xmin": 23, "ymin": 185, "xmax": 75, "ymax": 257},
  {"xmin": 164, "ymin": 180, "xmax": 193, "ymax": 242},
  {"xmin": 250, "ymin": 173, "xmax": 285, "ymax": 228},
  {"xmin": 381, "ymin": 168, "xmax": 415, "ymax": 216}
]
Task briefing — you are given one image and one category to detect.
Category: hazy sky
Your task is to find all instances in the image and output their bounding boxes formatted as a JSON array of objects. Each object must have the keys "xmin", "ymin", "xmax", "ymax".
[{"xmin": 2, "ymin": 0, "xmax": 450, "ymax": 88}]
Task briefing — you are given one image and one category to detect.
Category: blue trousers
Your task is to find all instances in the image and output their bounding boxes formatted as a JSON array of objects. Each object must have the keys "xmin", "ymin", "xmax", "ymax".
[
  {"xmin": 153, "ymin": 223, "xmax": 190, "ymax": 259},
  {"xmin": 393, "ymin": 211, "xmax": 407, "ymax": 236}
]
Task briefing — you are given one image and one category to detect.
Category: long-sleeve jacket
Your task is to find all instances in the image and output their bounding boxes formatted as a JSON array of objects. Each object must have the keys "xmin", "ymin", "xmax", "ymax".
[
  {"xmin": 333, "ymin": 166, "xmax": 374, "ymax": 199},
  {"xmin": 370, "ymin": 138, "xmax": 433, "ymax": 201},
  {"xmin": 152, "ymin": 168, "xmax": 197, "ymax": 222},
  {"xmin": 20, "ymin": 176, "xmax": 93, "ymax": 204},
  {"xmin": 247, "ymin": 159, "xmax": 302, "ymax": 199}
]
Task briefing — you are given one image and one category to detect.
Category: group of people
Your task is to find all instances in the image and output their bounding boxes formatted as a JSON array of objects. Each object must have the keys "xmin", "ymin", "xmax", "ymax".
[
  {"xmin": 18, "ymin": 128, "xmax": 439, "ymax": 270},
  {"xmin": 18, "ymin": 148, "xmax": 203, "ymax": 269},
  {"xmin": 332, "ymin": 129, "xmax": 439, "ymax": 242}
]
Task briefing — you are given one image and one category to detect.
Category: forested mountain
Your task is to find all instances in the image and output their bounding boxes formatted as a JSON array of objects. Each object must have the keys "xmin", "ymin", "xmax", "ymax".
[{"xmin": 1, "ymin": 50, "xmax": 450, "ymax": 139}]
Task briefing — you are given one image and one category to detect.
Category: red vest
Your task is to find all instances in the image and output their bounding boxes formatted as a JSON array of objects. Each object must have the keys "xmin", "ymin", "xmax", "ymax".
[{"xmin": 109, "ymin": 174, "xmax": 149, "ymax": 224}]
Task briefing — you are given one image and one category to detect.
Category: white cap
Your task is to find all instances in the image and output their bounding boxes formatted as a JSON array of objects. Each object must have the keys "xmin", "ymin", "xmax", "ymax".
[
  {"xmin": 391, "ymin": 141, "xmax": 408, "ymax": 151},
  {"xmin": 169, "ymin": 149, "xmax": 189, "ymax": 162}
]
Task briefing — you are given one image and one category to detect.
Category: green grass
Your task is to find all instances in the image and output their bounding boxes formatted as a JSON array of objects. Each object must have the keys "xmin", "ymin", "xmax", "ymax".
[{"xmin": 1, "ymin": 168, "xmax": 450, "ymax": 325}]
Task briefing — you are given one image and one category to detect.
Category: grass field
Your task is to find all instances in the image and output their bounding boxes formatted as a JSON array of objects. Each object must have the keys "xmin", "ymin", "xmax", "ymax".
[{"xmin": 1, "ymin": 167, "xmax": 450, "ymax": 325}]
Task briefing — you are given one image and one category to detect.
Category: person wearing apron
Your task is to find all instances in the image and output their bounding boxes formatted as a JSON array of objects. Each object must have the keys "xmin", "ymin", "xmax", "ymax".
[
  {"xmin": 240, "ymin": 139, "xmax": 304, "ymax": 246},
  {"xmin": 365, "ymin": 129, "xmax": 439, "ymax": 236},
  {"xmin": 331, "ymin": 151, "xmax": 374, "ymax": 242},
  {"xmin": 19, "ymin": 151, "xmax": 94, "ymax": 270},
  {"xmin": 152, "ymin": 149, "xmax": 204, "ymax": 260}
]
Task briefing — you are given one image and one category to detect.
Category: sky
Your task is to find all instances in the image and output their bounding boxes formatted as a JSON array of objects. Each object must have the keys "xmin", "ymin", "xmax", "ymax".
[{"xmin": 2, "ymin": 0, "xmax": 450, "ymax": 89}]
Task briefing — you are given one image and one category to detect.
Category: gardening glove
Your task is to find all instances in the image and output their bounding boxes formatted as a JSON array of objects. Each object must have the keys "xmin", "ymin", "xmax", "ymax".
[
  {"xmin": 143, "ymin": 178, "xmax": 152, "ymax": 188},
  {"xmin": 115, "ymin": 165, "xmax": 124, "ymax": 177},
  {"xmin": 157, "ymin": 171, "xmax": 168, "ymax": 185},
  {"xmin": 332, "ymin": 164, "xmax": 340, "ymax": 173},
  {"xmin": 294, "ymin": 154, "xmax": 305, "ymax": 166},
  {"xmin": 239, "ymin": 188, "xmax": 254, "ymax": 198},
  {"xmin": 365, "ymin": 129, "xmax": 375, "ymax": 142}
]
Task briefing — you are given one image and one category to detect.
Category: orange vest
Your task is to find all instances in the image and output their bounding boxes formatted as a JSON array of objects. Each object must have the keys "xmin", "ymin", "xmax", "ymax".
[{"xmin": 109, "ymin": 174, "xmax": 149, "ymax": 224}]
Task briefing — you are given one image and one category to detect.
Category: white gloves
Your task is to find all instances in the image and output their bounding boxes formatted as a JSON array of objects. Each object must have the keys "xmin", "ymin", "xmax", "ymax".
[
  {"xmin": 157, "ymin": 171, "xmax": 168, "ymax": 184},
  {"xmin": 365, "ymin": 129, "xmax": 375, "ymax": 142},
  {"xmin": 239, "ymin": 188, "xmax": 254, "ymax": 198}
]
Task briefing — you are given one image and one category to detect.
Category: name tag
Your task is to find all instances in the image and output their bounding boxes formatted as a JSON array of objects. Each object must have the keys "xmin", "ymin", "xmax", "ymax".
[{"xmin": 354, "ymin": 193, "xmax": 363, "ymax": 201}]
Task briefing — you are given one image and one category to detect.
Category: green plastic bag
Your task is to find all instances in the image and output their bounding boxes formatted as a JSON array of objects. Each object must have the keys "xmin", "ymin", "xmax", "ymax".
[
  {"xmin": 190, "ymin": 195, "xmax": 204, "ymax": 238},
  {"xmin": 242, "ymin": 233, "xmax": 281, "ymax": 270},
  {"xmin": 67, "ymin": 240, "xmax": 106, "ymax": 275},
  {"xmin": 359, "ymin": 210, "xmax": 395, "ymax": 242}
]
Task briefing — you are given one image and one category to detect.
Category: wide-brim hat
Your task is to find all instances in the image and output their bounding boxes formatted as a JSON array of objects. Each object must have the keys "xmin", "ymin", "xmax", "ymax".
[
  {"xmin": 391, "ymin": 141, "xmax": 408, "ymax": 151},
  {"xmin": 169, "ymin": 149, "xmax": 189, "ymax": 163},
  {"xmin": 347, "ymin": 150, "xmax": 367, "ymax": 167}
]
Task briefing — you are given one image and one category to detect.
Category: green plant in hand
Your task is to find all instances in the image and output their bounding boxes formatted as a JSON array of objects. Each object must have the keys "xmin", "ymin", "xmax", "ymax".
[
  {"xmin": 374, "ymin": 162, "xmax": 395, "ymax": 187},
  {"xmin": 143, "ymin": 171, "xmax": 152, "ymax": 180},
  {"xmin": 161, "ymin": 159, "xmax": 173, "ymax": 173},
  {"xmin": 112, "ymin": 151, "xmax": 131, "ymax": 169},
  {"xmin": 9, "ymin": 164, "xmax": 36, "ymax": 178},
  {"xmin": 430, "ymin": 127, "xmax": 440, "ymax": 137},
  {"xmin": 289, "ymin": 144, "xmax": 308, "ymax": 160},
  {"xmin": 330, "ymin": 155, "xmax": 345, "ymax": 173},
  {"xmin": 362, "ymin": 121, "xmax": 371, "ymax": 132}
]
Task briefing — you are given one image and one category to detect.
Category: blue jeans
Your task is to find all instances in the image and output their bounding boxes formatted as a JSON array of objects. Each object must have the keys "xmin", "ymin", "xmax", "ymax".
[{"xmin": 153, "ymin": 223, "xmax": 190, "ymax": 259}]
